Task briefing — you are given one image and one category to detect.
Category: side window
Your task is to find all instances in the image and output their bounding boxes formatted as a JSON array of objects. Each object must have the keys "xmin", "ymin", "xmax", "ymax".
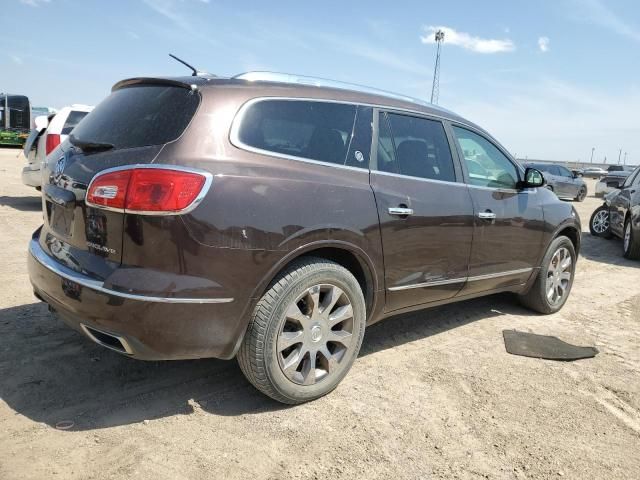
[
  {"xmin": 452, "ymin": 126, "xmax": 519, "ymax": 189},
  {"xmin": 376, "ymin": 112, "xmax": 397, "ymax": 173},
  {"xmin": 624, "ymin": 169, "xmax": 640, "ymax": 188},
  {"xmin": 546, "ymin": 165, "xmax": 561, "ymax": 176},
  {"xmin": 558, "ymin": 166, "xmax": 572, "ymax": 177},
  {"xmin": 375, "ymin": 112, "xmax": 456, "ymax": 182},
  {"xmin": 237, "ymin": 100, "xmax": 357, "ymax": 166}
]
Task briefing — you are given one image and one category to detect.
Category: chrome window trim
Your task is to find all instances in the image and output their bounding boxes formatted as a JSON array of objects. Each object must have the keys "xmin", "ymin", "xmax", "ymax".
[
  {"xmin": 85, "ymin": 164, "xmax": 213, "ymax": 215},
  {"xmin": 372, "ymin": 169, "xmax": 467, "ymax": 187},
  {"xmin": 229, "ymin": 96, "xmax": 482, "ymax": 172},
  {"xmin": 30, "ymin": 239, "xmax": 234, "ymax": 304},
  {"xmin": 387, "ymin": 267, "xmax": 533, "ymax": 292}
]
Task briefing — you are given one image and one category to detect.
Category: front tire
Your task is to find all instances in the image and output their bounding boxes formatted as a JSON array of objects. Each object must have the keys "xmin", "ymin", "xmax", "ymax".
[
  {"xmin": 589, "ymin": 205, "xmax": 612, "ymax": 238},
  {"xmin": 238, "ymin": 257, "xmax": 366, "ymax": 404},
  {"xmin": 623, "ymin": 218, "xmax": 640, "ymax": 260},
  {"xmin": 519, "ymin": 236, "xmax": 576, "ymax": 314}
]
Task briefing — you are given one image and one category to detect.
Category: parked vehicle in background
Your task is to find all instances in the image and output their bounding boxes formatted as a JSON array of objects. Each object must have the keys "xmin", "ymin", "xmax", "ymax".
[
  {"xmin": 571, "ymin": 167, "xmax": 584, "ymax": 177},
  {"xmin": 22, "ymin": 104, "xmax": 93, "ymax": 189},
  {"xmin": 31, "ymin": 106, "xmax": 57, "ymax": 128},
  {"xmin": 525, "ymin": 162, "xmax": 587, "ymax": 201},
  {"xmin": 583, "ymin": 167, "xmax": 608, "ymax": 179},
  {"xmin": 590, "ymin": 166, "xmax": 640, "ymax": 259},
  {"xmin": 27, "ymin": 72, "xmax": 581, "ymax": 404},
  {"xmin": 595, "ymin": 171, "xmax": 632, "ymax": 198},
  {"xmin": 0, "ymin": 93, "xmax": 31, "ymax": 146}
]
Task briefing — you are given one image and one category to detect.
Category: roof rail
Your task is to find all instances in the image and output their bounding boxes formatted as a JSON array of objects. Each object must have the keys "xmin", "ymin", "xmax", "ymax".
[{"xmin": 232, "ymin": 71, "xmax": 442, "ymax": 110}]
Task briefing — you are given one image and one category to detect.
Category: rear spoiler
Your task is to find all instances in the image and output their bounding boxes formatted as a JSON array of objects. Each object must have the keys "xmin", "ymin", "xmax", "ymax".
[{"xmin": 112, "ymin": 77, "xmax": 200, "ymax": 92}]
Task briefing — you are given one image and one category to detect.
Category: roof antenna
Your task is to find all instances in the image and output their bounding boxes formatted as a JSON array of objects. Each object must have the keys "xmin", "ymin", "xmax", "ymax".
[{"xmin": 169, "ymin": 53, "xmax": 199, "ymax": 76}]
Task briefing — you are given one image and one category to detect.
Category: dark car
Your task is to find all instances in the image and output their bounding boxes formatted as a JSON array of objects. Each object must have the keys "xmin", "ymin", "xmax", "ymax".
[
  {"xmin": 28, "ymin": 72, "xmax": 581, "ymax": 404},
  {"xmin": 590, "ymin": 166, "xmax": 640, "ymax": 259},
  {"xmin": 525, "ymin": 162, "xmax": 587, "ymax": 201}
]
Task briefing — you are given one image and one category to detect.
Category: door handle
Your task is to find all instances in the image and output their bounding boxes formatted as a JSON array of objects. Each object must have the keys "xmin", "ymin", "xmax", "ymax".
[
  {"xmin": 388, "ymin": 207, "xmax": 414, "ymax": 216},
  {"xmin": 478, "ymin": 211, "xmax": 497, "ymax": 220}
]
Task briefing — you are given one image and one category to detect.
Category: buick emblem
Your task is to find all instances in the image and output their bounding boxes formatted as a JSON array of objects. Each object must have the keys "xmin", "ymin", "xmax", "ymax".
[{"xmin": 53, "ymin": 155, "xmax": 66, "ymax": 178}]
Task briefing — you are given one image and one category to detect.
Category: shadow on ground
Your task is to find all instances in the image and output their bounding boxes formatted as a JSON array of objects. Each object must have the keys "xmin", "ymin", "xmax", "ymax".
[
  {"xmin": 579, "ymin": 231, "xmax": 640, "ymax": 268},
  {"xmin": 0, "ymin": 293, "xmax": 527, "ymax": 431},
  {"xmin": 0, "ymin": 195, "xmax": 41, "ymax": 212}
]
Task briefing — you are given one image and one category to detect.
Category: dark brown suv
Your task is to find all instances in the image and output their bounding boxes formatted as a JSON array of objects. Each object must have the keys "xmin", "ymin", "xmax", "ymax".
[{"xmin": 28, "ymin": 72, "xmax": 581, "ymax": 403}]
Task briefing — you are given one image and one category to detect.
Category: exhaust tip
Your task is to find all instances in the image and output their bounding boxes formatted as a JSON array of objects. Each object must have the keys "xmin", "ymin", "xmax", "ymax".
[{"xmin": 80, "ymin": 324, "xmax": 133, "ymax": 355}]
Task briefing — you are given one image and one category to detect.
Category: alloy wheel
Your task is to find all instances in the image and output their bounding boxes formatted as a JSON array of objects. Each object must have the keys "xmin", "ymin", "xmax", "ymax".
[
  {"xmin": 546, "ymin": 247, "xmax": 573, "ymax": 306},
  {"xmin": 592, "ymin": 210, "xmax": 609, "ymax": 234},
  {"xmin": 277, "ymin": 284, "xmax": 354, "ymax": 386}
]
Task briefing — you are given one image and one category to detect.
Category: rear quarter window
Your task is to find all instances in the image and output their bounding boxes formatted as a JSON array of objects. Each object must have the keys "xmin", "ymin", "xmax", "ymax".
[
  {"xmin": 236, "ymin": 99, "xmax": 358, "ymax": 166},
  {"xmin": 70, "ymin": 85, "xmax": 200, "ymax": 149}
]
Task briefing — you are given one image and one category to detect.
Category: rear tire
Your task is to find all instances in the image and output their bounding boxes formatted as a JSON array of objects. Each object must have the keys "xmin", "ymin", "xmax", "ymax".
[
  {"xmin": 519, "ymin": 236, "xmax": 576, "ymax": 314},
  {"xmin": 623, "ymin": 218, "xmax": 640, "ymax": 260},
  {"xmin": 589, "ymin": 205, "xmax": 612, "ymax": 238},
  {"xmin": 237, "ymin": 257, "xmax": 366, "ymax": 404}
]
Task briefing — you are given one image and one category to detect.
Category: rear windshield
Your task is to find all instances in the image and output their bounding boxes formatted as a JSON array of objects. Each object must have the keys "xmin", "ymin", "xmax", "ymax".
[
  {"xmin": 61, "ymin": 110, "xmax": 89, "ymax": 135},
  {"xmin": 70, "ymin": 85, "xmax": 200, "ymax": 149}
]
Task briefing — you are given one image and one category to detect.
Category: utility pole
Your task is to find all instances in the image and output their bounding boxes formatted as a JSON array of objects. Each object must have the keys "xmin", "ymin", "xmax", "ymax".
[
  {"xmin": 590, "ymin": 147, "xmax": 595, "ymax": 164},
  {"xmin": 618, "ymin": 149, "xmax": 622, "ymax": 164},
  {"xmin": 624, "ymin": 152, "xmax": 627, "ymax": 165},
  {"xmin": 430, "ymin": 29, "xmax": 445, "ymax": 105}
]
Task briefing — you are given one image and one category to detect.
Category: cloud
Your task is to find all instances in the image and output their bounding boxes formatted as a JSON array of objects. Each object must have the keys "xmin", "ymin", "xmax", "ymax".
[
  {"xmin": 421, "ymin": 26, "xmax": 515, "ymax": 54},
  {"xmin": 19, "ymin": 0, "xmax": 51, "ymax": 6},
  {"xmin": 538, "ymin": 36, "xmax": 550, "ymax": 52},
  {"xmin": 567, "ymin": 0, "xmax": 640, "ymax": 42},
  {"xmin": 142, "ymin": 0, "xmax": 191, "ymax": 30}
]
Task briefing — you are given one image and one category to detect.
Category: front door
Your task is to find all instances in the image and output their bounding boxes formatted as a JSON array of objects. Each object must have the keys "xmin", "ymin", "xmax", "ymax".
[
  {"xmin": 370, "ymin": 111, "xmax": 474, "ymax": 312},
  {"xmin": 450, "ymin": 125, "xmax": 544, "ymax": 295},
  {"xmin": 610, "ymin": 168, "xmax": 640, "ymax": 237}
]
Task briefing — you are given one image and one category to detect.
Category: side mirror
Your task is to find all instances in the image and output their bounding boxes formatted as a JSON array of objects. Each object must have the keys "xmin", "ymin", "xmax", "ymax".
[{"xmin": 521, "ymin": 168, "xmax": 544, "ymax": 188}]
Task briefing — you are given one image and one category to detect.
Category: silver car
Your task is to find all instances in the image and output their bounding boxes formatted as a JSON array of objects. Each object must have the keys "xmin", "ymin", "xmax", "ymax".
[{"xmin": 526, "ymin": 162, "xmax": 588, "ymax": 202}]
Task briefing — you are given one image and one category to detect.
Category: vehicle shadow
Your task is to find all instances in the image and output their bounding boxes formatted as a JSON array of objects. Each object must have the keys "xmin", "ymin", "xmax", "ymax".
[
  {"xmin": 0, "ymin": 195, "xmax": 42, "ymax": 212},
  {"xmin": 0, "ymin": 294, "xmax": 527, "ymax": 431},
  {"xmin": 579, "ymin": 231, "xmax": 640, "ymax": 268}
]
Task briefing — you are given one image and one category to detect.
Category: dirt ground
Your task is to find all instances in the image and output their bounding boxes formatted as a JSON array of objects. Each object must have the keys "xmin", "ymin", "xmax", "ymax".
[{"xmin": 1, "ymin": 147, "xmax": 639, "ymax": 480}]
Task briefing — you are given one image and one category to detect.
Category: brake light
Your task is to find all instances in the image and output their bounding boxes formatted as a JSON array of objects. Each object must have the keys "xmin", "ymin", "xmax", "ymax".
[
  {"xmin": 86, "ymin": 166, "xmax": 210, "ymax": 214},
  {"xmin": 45, "ymin": 134, "xmax": 61, "ymax": 155}
]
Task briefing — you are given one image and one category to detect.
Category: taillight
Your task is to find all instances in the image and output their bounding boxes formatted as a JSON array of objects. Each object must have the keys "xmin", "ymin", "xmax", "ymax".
[
  {"xmin": 86, "ymin": 166, "xmax": 211, "ymax": 214},
  {"xmin": 45, "ymin": 134, "xmax": 61, "ymax": 155}
]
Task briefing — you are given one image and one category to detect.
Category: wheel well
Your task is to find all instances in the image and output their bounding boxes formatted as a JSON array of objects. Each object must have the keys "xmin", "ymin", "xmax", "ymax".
[
  {"xmin": 557, "ymin": 226, "xmax": 580, "ymax": 253},
  {"xmin": 297, "ymin": 247, "xmax": 375, "ymax": 315}
]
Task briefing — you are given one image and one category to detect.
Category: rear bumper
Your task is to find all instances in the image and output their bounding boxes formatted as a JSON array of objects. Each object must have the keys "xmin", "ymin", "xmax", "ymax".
[
  {"xmin": 22, "ymin": 165, "xmax": 41, "ymax": 188},
  {"xmin": 28, "ymin": 235, "xmax": 245, "ymax": 360}
]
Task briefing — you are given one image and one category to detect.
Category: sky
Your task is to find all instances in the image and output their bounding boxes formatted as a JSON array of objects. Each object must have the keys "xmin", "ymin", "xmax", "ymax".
[{"xmin": 2, "ymin": 0, "xmax": 639, "ymax": 164}]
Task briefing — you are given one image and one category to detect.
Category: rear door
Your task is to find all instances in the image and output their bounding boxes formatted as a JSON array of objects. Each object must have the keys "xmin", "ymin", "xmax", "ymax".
[
  {"xmin": 370, "ymin": 110, "xmax": 474, "ymax": 312},
  {"xmin": 556, "ymin": 165, "xmax": 577, "ymax": 198},
  {"xmin": 39, "ymin": 82, "xmax": 200, "ymax": 279},
  {"xmin": 450, "ymin": 125, "xmax": 544, "ymax": 295}
]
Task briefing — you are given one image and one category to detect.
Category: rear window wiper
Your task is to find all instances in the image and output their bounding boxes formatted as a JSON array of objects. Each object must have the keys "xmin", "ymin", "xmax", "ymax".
[{"xmin": 69, "ymin": 134, "xmax": 115, "ymax": 152}]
